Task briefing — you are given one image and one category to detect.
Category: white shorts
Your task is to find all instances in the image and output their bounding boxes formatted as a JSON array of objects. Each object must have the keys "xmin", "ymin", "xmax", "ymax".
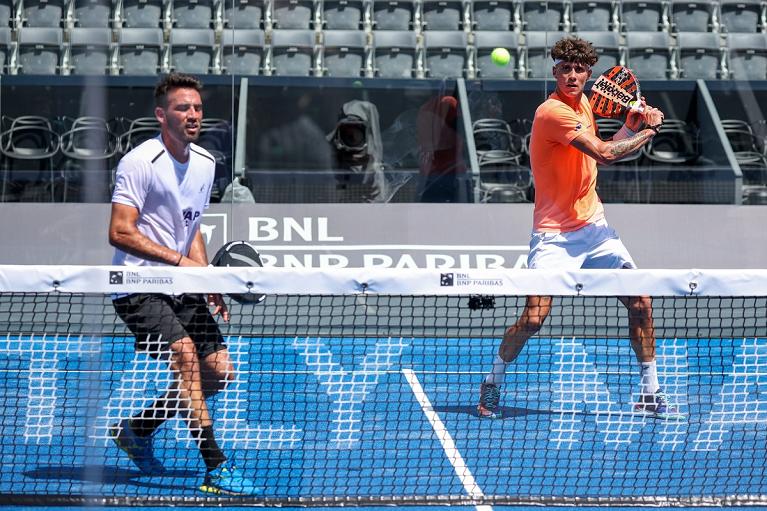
[{"xmin": 527, "ymin": 219, "xmax": 637, "ymax": 270}]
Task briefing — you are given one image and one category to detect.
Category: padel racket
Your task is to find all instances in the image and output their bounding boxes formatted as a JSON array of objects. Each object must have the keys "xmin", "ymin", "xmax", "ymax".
[{"xmin": 589, "ymin": 66, "xmax": 643, "ymax": 118}]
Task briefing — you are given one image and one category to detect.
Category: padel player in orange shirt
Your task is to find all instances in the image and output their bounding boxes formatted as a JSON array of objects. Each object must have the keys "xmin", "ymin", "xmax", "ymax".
[{"xmin": 477, "ymin": 36, "xmax": 683, "ymax": 420}]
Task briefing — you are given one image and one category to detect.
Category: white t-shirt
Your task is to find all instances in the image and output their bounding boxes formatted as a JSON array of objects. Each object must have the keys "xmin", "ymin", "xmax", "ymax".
[{"xmin": 111, "ymin": 135, "xmax": 215, "ymax": 266}]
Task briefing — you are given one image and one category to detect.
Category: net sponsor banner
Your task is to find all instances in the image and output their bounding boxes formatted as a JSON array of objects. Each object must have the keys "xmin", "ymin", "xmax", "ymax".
[
  {"xmin": 2, "ymin": 265, "xmax": 767, "ymax": 296},
  {"xmin": 0, "ymin": 203, "xmax": 766, "ymax": 268}
]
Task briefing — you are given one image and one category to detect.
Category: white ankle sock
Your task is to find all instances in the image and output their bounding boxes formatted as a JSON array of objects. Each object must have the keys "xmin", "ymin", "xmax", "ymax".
[
  {"xmin": 640, "ymin": 360, "xmax": 660, "ymax": 395},
  {"xmin": 484, "ymin": 355, "xmax": 508, "ymax": 386}
]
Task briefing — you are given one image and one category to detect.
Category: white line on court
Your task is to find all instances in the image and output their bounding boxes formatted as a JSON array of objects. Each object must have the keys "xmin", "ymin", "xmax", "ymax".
[{"xmin": 402, "ymin": 368, "xmax": 492, "ymax": 511}]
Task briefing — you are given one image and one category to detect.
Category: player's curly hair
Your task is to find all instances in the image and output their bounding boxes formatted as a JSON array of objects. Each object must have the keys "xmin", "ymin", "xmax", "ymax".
[
  {"xmin": 551, "ymin": 37, "xmax": 598, "ymax": 67},
  {"xmin": 154, "ymin": 73, "xmax": 203, "ymax": 108}
]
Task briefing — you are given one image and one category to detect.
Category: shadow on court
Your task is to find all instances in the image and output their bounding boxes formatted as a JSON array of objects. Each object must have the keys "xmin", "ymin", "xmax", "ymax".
[
  {"xmin": 433, "ymin": 405, "xmax": 560, "ymax": 419},
  {"xmin": 24, "ymin": 465, "xmax": 198, "ymax": 490}
]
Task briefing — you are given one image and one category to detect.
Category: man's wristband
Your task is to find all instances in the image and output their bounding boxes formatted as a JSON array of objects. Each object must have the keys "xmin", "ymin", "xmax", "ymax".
[
  {"xmin": 173, "ymin": 252, "xmax": 183, "ymax": 266},
  {"xmin": 648, "ymin": 123, "xmax": 663, "ymax": 134}
]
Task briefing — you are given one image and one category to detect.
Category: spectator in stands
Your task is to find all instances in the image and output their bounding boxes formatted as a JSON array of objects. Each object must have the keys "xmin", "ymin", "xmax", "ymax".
[
  {"xmin": 415, "ymin": 94, "xmax": 469, "ymax": 202},
  {"xmin": 476, "ymin": 36, "xmax": 683, "ymax": 421},
  {"xmin": 107, "ymin": 73, "xmax": 261, "ymax": 495}
]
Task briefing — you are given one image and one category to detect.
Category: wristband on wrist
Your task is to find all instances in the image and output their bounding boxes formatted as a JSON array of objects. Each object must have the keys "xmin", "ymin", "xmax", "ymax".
[
  {"xmin": 174, "ymin": 252, "xmax": 183, "ymax": 266},
  {"xmin": 615, "ymin": 125, "xmax": 636, "ymax": 140},
  {"xmin": 649, "ymin": 123, "xmax": 663, "ymax": 134}
]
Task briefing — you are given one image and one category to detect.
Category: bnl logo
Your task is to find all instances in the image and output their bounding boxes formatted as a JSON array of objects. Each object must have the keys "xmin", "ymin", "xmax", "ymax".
[{"xmin": 440, "ymin": 273, "xmax": 454, "ymax": 286}]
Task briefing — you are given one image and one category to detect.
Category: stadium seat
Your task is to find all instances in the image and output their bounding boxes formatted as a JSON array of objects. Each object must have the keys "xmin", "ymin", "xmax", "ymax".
[
  {"xmin": 14, "ymin": 27, "xmax": 64, "ymax": 74},
  {"xmin": 321, "ymin": 29, "xmax": 369, "ymax": 77},
  {"xmin": 642, "ymin": 119, "xmax": 699, "ymax": 164},
  {"xmin": 119, "ymin": 0, "xmax": 164, "ymax": 27},
  {"xmin": 0, "ymin": 27, "xmax": 11, "ymax": 72},
  {"xmin": 69, "ymin": 0, "xmax": 114, "ymax": 27},
  {"xmin": 474, "ymin": 30, "xmax": 519, "ymax": 78},
  {"xmin": 321, "ymin": 0, "xmax": 366, "ymax": 29},
  {"xmin": 272, "ymin": 0, "xmax": 315, "ymax": 28},
  {"xmin": 423, "ymin": 30, "xmax": 469, "ymax": 78},
  {"xmin": 677, "ymin": 31, "xmax": 722, "ymax": 79},
  {"xmin": 421, "ymin": 0, "xmax": 466, "ymax": 30},
  {"xmin": 520, "ymin": 0, "xmax": 566, "ymax": 31},
  {"xmin": 220, "ymin": 28, "xmax": 265, "ymax": 74},
  {"xmin": 576, "ymin": 30, "xmax": 621, "ymax": 76},
  {"xmin": 718, "ymin": 0, "xmax": 765, "ymax": 32},
  {"xmin": 223, "ymin": 0, "xmax": 263, "ymax": 28},
  {"xmin": 620, "ymin": 0, "xmax": 668, "ymax": 32},
  {"xmin": 167, "ymin": 27, "xmax": 215, "ymax": 74},
  {"xmin": 169, "ymin": 0, "xmax": 216, "ymax": 28},
  {"xmin": 116, "ymin": 27, "xmax": 163, "ymax": 74},
  {"xmin": 18, "ymin": 0, "xmax": 66, "ymax": 26},
  {"xmin": 570, "ymin": 0, "xmax": 615, "ymax": 32},
  {"xmin": 118, "ymin": 116, "xmax": 159, "ymax": 152},
  {"xmin": 669, "ymin": 0, "xmax": 717, "ymax": 33},
  {"xmin": 473, "ymin": 118, "xmax": 530, "ymax": 202},
  {"xmin": 269, "ymin": 28, "xmax": 318, "ymax": 75},
  {"xmin": 67, "ymin": 27, "xmax": 114, "ymax": 74},
  {"xmin": 524, "ymin": 30, "xmax": 565, "ymax": 78},
  {"xmin": 0, "ymin": 115, "xmax": 62, "ymax": 201},
  {"xmin": 472, "ymin": 0, "xmax": 515, "ymax": 31},
  {"xmin": 625, "ymin": 31, "xmax": 676, "ymax": 79},
  {"xmin": 371, "ymin": 0, "xmax": 417, "ymax": 30},
  {"xmin": 0, "ymin": 0, "xmax": 12, "ymax": 27},
  {"xmin": 727, "ymin": 32, "xmax": 767, "ymax": 79},
  {"xmin": 371, "ymin": 29, "xmax": 419, "ymax": 77}
]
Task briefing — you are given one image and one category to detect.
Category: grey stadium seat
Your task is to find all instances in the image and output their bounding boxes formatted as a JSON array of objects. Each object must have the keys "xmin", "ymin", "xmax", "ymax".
[
  {"xmin": 372, "ymin": 29, "xmax": 418, "ymax": 77},
  {"xmin": 421, "ymin": 0, "xmax": 466, "ymax": 30},
  {"xmin": 524, "ymin": 30, "xmax": 565, "ymax": 78},
  {"xmin": 0, "ymin": 27, "xmax": 10, "ymax": 72},
  {"xmin": 220, "ymin": 28, "xmax": 265, "ymax": 75},
  {"xmin": 321, "ymin": 29, "xmax": 368, "ymax": 77},
  {"xmin": 625, "ymin": 31, "xmax": 675, "ymax": 79},
  {"xmin": 620, "ymin": 0, "xmax": 667, "ymax": 32},
  {"xmin": 15, "ymin": 27, "xmax": 64, "ymax": 74},
  {"xmin": 322, "ymin": 0, "xmax": 366, "ymax": 29},
  {"xmin": 570, "ymin": 0, "xmax": 615, "ymax": 31},
  {"xmin": 0, "ymin": 0, "xmax": 12, "ymax": 27},
  {"xmin": 19, "ymin": 0, "xmax": 66, "ymax": 26},
  {"xmin": 168, "ymin": 28, "xmax": 216, "ymax": 74},
  {"xmin": 223, "ymin": 0, "xmax": 263, "ymax": 28},
  {"xmin": 474, "ymin": 30, "xmax": 519, "ymax": 78},
  {"xmin": 423, "ymin": 30, "xmax": 469, "ymax": 78},
  {"xmin": 269, "ymin": 28, "xmax": 317, "ymax": 75},
  {"xmin": 120, "ymin": 0, "xmax": 164, "ymax": 27},
  {"xmin": 372, "ymin": 0, "xmax": 416, "ymax": 30},
  {"xmin": 116, "ymin": 27, "xmax": 163, "ymax": 74},
  {"xmin": 677, "ymin": 31, "xmax": 722, "ymax": 79},
  {"xmin": 520, "ymin": 0, "xmax": 566, "ymax": 31},
  {"xmin": 169, "ymin": 0, "xmax": 215, "ymax": 28},
  {"xmin": 669, "ymin": 0, "xmax": 716, "ymax": 32},
  {"xmin": 71, "ymin": 0, "xmax": 114, "ymax": 27},
  {"xmin": 577, "ymin": 30, "xmax": 621, "ymax": 77},
  {"xmin": 68, "ymin": 27, "xmax": 113, "ymax": 74},
  {"xmin": 272, "ymin": 0, "xmax": 315, "ymax": 28},
  {"xmin": 727, "ymin": 32, "xmax": 767, "ymax": 79},
  {"xmin": 719, "ymin": 0, "xmax": 765, "ymax": 32},
  {"xmin": 472, "ymin": 0, "xmax": 515, "ymax": 31}
]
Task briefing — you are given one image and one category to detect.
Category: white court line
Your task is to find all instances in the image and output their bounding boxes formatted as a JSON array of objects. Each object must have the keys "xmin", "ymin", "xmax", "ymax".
[{"xmin": 402, "ymin": 368, "xmax": 492, "ymax": 511}]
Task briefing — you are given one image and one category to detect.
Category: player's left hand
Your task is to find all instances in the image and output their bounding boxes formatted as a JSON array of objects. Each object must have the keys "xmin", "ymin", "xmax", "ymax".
[
  {"xmin": 625, "ymin": 96, "xmax": 647, "ymax": 132},
  {"xmin": 208, "ymin": 293, "xmax": 230, "ymax": 322}
]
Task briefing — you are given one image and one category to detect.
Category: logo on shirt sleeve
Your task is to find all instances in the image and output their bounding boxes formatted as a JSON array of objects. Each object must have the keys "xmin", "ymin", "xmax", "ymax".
[{"xmin": 574, "ymin": 122, "xmax": 583, "ymax": 131}]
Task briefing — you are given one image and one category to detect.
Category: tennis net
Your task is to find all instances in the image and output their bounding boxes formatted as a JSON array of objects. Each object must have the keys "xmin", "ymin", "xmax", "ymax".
[{"xmin": 1, "ymin": 265, "xmax": 766, "ymax": 506}]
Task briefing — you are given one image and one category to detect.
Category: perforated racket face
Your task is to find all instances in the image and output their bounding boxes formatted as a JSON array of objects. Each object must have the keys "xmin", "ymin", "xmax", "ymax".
[{"xmin": 589, "ymin": 66, "xmax": 641, "ymax": 118}]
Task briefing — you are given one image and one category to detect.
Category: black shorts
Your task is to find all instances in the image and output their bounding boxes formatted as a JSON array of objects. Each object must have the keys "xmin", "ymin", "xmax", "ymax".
[{"xmin": 113, "ymin": 293, "xmax": 227, "ymax": 360}]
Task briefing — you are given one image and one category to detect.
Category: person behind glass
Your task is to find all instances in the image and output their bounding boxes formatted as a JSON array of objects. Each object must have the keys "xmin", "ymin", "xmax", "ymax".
[
  {"xmin": 108, "ymin": 73, "xmax": 260, "ymax": 495},
  {"xmin": 477, "ymin": 37, "xmax": 684, "ymax": 421},
  {"xmin": 415, "ymin": 94, "xmax": 468, "ymax": 202}
]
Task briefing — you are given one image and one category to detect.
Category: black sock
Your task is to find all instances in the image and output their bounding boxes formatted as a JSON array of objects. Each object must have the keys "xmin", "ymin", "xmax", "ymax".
[
  {"xmin": 129, "ymin": 403, "xmax": 178, "ymax": 438},
  {"xmin": 198, "ymin": 426, "xmax": 227, "ymax": 471}
]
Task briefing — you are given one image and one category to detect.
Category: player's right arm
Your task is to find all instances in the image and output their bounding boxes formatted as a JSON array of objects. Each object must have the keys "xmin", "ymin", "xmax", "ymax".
[{"xmin": 570, "ymin": 128, "xmax": 655, "ymax": 165}]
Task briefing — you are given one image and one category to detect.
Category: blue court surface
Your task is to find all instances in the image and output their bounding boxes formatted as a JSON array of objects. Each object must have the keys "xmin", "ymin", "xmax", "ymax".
[{"xmin": 1, "ymin": 333, "xmax": 767, "ymax": 505}]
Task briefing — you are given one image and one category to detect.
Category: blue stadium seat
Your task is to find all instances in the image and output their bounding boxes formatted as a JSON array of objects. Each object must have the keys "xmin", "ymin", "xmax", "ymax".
[
  {"xmin": 620, "ymin": 0, "xmax": 668, "ymax": 32},
  {"xmin": 625, "ymin": 30, "xmax": 675, "ymax": 78},
  {"xmin": 15, "ymin": 27, "xmax": 64, "ymax": 73},
  {"xmin": 677, "ymin": 31, "xmax": 722, "ymax": 79},
  {"xmin": 669, "ymin": 0, "xmax": 717, "ymax": 33},
  {"xmin": 269, "ymin": 28, "xmax": 318, "ymax": 75},
  {"xmin": 570, "ymin": 0, "xmax": 615, "ymax": 32},
  {"xmin": 223, "ymin": 0, "xmax": 263, "ymax": 28},
  {"xmin": 272, "ymin": 0, "xmax": 316, "ymax": 28},
  {"xmin": 169, "ymin": 0, "xmax": 215, "ymax": 28},
  {"xmin": 520, "ymin": 0, "xmax": 566, "ymax": 31},
  {"xmin": 321, "ymin": 0, "xmax": 366, "ymax": 29},
  {"xmin": 371, "ymin": 0, "xmax": 416, "ymax": 30},
  {"xmin": 423, "ymin": 30, "xmax": 469, "ymax": 78},
  {"xmin": 472, "ymin": 0, "xmax": 516, "ymax": 31},
  {"xmin": 421, "ymin": 0, "xmax": 466, "ymax": 30},
  {"xmin": 19, "ymin": 0, "xmax": 66, "ymax": 26},
  {"xmin": 70, "ymin": 0, "xmax": 114, "ymax": 27},
  {"xmin": 726, "ymin": 32, "xmax": 767, "ymax": 79},
  {"xmin": 372, "ymin": 29, "xmax": 419, "ymax": 77},
  {"xmin": 719, "ymin": 0, "xmax": 765, "ymax": 32},
  {"xmin": 119, "ymin": 0, "xmax": 164, "ymax": 27}
]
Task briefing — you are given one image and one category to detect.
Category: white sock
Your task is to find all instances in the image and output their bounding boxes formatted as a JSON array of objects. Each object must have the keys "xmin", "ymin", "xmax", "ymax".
[
  {"xmin": 640, "ymin": 360, "xmax": 660, "ymax": 395},
  {"xmin": 484, "ymin": 355, "xmax": 508, "ymax": 386}
]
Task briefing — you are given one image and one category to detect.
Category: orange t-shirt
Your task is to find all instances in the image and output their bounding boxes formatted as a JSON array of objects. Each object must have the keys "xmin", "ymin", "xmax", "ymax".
[{"xmin": 529, "ymin": 91, "xmax": 605, "ymax": 233}]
